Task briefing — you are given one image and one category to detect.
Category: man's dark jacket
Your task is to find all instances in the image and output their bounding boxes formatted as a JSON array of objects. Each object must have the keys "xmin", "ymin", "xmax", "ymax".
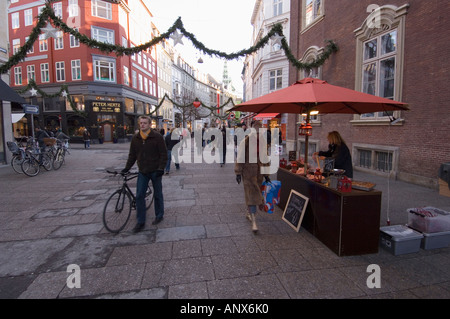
[{"xmin": 124, "ymin": 130, "xmax": 168, "ymax": 174}]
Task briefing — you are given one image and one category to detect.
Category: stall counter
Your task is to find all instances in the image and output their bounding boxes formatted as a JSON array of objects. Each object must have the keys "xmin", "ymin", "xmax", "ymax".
[{"xmin": 277, "ymin": 168, "xmax": 382, "ymax": 256}]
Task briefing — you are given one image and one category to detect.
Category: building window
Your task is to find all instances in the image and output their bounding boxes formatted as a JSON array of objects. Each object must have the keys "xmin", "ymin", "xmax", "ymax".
[
  {"xmin": 269, "ymin": 69, "xmax": 283, "ymax": 91},
  {"xmin": 25, "ymin": 37, "xmax": 34, "ymax": 54},
  {"xmin": 24, "ymin": 9, "xmax": 33, "ymax": 26},
  {"xmin": 93, "ymin": 57, "xmax": 115, "ymax": 82},
  {"xmin": 55, "ymin": 61, "xmax": 65, "ymax": 82},
  {"xmin": 299, "ymin": 45, "xmax": 323, "ymax": 80},
  {"xmin": 14, "ymin": 67, "xmax": 22, "ymax": 85},
  {"xmin": 41, "ymin": 63, "xmax": 50, "ymax": 82},
  {"xmin": 39, "ymin": 34, "xmax": 48, "ymax": 52},
  {"xmin": 132, "ymin": 70, "xmax": 137, "ymax": 88},
  {"xmin": 360, "ymin": 30, "xmax": 397, "ymax": 120},
  {"xmin": 354, "ymin": 4, "xmax": 408, "ymax": 124},
  {"xmin": 68, "ymin": 0, "xmax": 79, "ymax": 17},
  {"xmin": 11, "ymin": 12, "xmax": 19, "ymax": 29},
  {"xmin": 92, "ymin": 26, "xmax": 114, "ymax": 44},
  {"xmin": 273, "ymin": 0, "xmax": 283, "ymax": 16},
  {"xmin": 27, "ymin": 65, "xmax": 35, "ymax": 82},
  {"xmin": 91, "ymin": 0, "xmax": 112, "ymax": 20},
  {"xmin": 354, "ymin": 144, "xmax": 398, "ymax": 174},
  {"xmin": 53, "ymin": 2, "xmax": 63, "ymax": 18},
  {"xmin": 70, "ymin": 29, "xmax": 80, "ymax": 47},
  {"xmin": 138, "ymin": 74, "xmax": 143, "ymax": 91},
  {"xmin": 304, "ymin": 0, "xmax": 323, "ymax": 28},
  {"xmin": 66, "ymin": 95, "xmax": 85, "ymax": 111},
  {"xmin": 55, "ymin": 31, "xmax": 64, "ymax": 50},
  {"xmin": 123, "ymin": 66, "xmax": 129, "ymax": 86},
  {"xmin": 71, "ymin": 60, "xmax": 81, "ymax": 80},
  {"xmin": 12, "ymin": 39, "xmax": 20, "ymax": 54}
]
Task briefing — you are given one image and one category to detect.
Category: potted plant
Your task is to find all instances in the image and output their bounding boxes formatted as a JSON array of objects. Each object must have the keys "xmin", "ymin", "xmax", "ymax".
[{"xmin": 98, "ymin": 130, "xmax": 104, "ymax": 144}]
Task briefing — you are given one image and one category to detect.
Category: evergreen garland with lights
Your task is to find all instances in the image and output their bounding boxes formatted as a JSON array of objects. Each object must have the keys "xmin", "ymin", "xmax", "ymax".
[{"xmin": 1, "ymin": 3, "xmax": 339, "ymax": 116}]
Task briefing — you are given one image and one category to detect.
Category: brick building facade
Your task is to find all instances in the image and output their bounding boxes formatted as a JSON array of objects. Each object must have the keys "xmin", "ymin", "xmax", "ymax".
[
  {"xmin": 8, "ymin": 0, "xmax": 159, "ymax": 143},
  {"xmin": 288, "ymin": 0, "xmax": 450, "ymax": 188}
]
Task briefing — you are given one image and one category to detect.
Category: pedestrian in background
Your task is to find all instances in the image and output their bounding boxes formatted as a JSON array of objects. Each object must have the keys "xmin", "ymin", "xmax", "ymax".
[
  {"xmin": 121, "ymin": 115, "xmax": 168, "ymax": 232},
  {"xmin": 235, "ymin": 121, "xmax": 270, "ymax": 233},
  {"xmin": 83, "ymin": 128, "xmax": 91, "ymax": 149},
  {"xmin": 165, "ymin": 127, "xmax": 180, "ymax": 174}
]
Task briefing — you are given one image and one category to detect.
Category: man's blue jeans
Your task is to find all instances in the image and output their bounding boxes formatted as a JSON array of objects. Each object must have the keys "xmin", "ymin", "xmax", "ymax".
[{"xmin": 136, "ymin": 171, "xmax": 164, "ymax": 224}]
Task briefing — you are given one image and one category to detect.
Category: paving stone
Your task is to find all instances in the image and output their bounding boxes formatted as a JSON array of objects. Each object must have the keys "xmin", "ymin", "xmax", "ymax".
[{"xmin": 156, "ymin": 225, "xmax": 206, "ymax": 242}]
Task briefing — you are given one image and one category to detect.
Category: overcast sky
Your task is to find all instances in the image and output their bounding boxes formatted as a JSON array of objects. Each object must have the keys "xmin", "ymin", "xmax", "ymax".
[{"xmin": 147, "ymin": 0, "xmax": 256, "ymax": 97}]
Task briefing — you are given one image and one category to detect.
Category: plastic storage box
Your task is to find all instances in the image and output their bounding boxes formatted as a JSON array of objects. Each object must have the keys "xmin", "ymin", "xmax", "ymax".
[
  {"xmin": 407, "ymin": 206, "xmax": 450, "ymax": 233},
  {"xmin": 421, "ymin": 230, "xmax": 450, "ymax": 250},
  {"xmin": 379, "ymin": 225, "xmax": 423, "ymax": 255}
]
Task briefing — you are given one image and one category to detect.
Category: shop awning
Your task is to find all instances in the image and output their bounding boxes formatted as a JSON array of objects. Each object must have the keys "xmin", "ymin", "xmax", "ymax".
[
  {"xmin": 0, "ymin": 79, "xmax": 25, "ymax": 104},
  {"xmin": 253, "ymin": 113, "xmax": 280, "ymax": 120},
  {"xmin": 11, "ymin": 113, "xmax": 25, "ymax": 123}
]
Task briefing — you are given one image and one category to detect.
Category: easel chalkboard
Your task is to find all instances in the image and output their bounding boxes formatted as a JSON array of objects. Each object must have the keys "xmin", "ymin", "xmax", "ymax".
[{"xmin": 282, "ymin": 189, "xmax": 309, "ymax": 232}]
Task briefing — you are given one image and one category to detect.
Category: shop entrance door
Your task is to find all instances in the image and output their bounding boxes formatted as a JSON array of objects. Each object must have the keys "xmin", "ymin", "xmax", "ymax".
[{"xmin": 103, "ymin": 123, "xmax": 112, "ymax": 142}]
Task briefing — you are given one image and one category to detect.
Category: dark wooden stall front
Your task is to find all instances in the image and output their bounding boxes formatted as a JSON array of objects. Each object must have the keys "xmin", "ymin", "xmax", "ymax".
[{"xmin": 277, "ymin": 168, "xmax": 382, "ymax": 256}]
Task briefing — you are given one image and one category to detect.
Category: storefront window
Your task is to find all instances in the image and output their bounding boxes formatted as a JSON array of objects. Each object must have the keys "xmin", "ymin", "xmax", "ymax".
[
  {"xmin": 66, "ymin": 95, "xmax": 85, "ymax": 111},
  {"xmin": 67, "ymin": 115, "xmax": 86, "ymax": 136},
  {"xmin": 135, "ymin": 101, "xmax": 144, "ymax": 114},
  {"xmin": 125, "ymin": 98, "xmax": 134, "ymax": 113}
]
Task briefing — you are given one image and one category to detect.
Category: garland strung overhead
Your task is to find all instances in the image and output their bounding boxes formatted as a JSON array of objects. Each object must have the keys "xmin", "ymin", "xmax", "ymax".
[
  {"xmin": 1, "ymin": 3, "xmax": 338, "ymax": 122},
  {"xmin": 17, "ymin": 79, "xmax": 87, "ymax": 117},
  {"xmin": 0, "ymin": 4, "xmax": 338, "ymax": 74}
]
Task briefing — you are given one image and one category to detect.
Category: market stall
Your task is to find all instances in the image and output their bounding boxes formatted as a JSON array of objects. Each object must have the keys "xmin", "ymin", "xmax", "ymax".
[{"xmin": 277, "ymin": 167, "xmax": 381, "ymax": 256}]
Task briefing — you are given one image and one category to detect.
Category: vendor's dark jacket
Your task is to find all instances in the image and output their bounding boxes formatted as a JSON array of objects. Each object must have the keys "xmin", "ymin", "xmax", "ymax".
[
  {"xmin": 319, "ymin": 143, "xmax": 353, "ymax": 178},
  {"xmin": 124, "ymin": 130, "xmax": 168, "ymax": 174}
]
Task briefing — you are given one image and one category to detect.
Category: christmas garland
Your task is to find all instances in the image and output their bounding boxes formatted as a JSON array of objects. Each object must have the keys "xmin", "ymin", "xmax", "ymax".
[
  {"xmin": 1, "ymin": 3, "xmax": 338, "ymax": 120},
  {"xmin": 17, "ymin": 79, "xmax": 87, "ymax": 117},
  {"xmin": 0, "ymin": 4, "xmax": 338, "ymax": 74}
]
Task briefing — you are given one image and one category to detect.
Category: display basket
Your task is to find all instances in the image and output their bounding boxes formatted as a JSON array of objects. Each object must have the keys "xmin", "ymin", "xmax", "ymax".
[{"xmin": 43, "ymin": 137, "xmax": 57, "ymax": 146}]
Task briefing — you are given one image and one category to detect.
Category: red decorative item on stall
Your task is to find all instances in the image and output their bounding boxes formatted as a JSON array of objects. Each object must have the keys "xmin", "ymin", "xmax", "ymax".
[
  {"xmin": 291, "ymin": 162, "xmax": 298, "ymax": 173},
  {"xmin": 338, "ymin": 176, "xmax": 352, "ymax": 192},
  {"xmin": 279, "ymin": 158, "xmax": 287, "ymax": 168},
  {"xmin": 314, "ymin": 168, "xmax": 322, "ymax": 182}
]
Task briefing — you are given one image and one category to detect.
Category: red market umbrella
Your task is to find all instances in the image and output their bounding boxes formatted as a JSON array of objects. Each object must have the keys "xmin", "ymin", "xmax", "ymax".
[
  {"xmin": 229, "ymin": 78, "xmax": 408, "ymax": 115},
  {"xmin": 229, "ymin": 77, "xmax": 408, "ymax": 169}
]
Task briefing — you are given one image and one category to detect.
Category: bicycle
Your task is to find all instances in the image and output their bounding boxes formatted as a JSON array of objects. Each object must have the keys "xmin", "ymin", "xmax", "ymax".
[
  {"xmin": 52, "ymin": 139, "xmax": 70, "ymax": 170},
  {"xmin": 103, "ymin": 169, "xmax": 154, "ymax": 233},
  {"xmin": 21, "ymin": 147, "xmax": 53, "ymax": 177},
  {"xmin": 7, "ymin": 141, "xmax": 26, "ymax": 174}
]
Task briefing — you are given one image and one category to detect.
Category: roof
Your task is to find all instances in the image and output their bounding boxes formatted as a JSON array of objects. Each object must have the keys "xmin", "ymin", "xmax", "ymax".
[{"xmin": 0, "ymin": 79, "xmax": 25, "ymax": 104}]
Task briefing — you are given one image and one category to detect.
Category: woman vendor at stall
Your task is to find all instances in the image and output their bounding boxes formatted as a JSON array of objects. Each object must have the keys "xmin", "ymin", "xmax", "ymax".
[{"xmin": 313, "ymin": 131, "xmax": 353, "ymax": 178}]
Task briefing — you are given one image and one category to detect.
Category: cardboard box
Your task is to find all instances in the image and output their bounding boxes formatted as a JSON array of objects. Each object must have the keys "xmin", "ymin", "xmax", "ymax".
[
  {"xmin": 379, "ymin": 225, "xmax": 423, "ymax": 255},
  {"xmin": 421, "ymin": 230, "xmax": 450, "ymax": 250},
  {"xmin": 439, "ymin": 178, "xmax": 450, "ymax": 197},
  {"xmin": 407, "ymin": 206, "xmax": 450, "ymax": 233}
]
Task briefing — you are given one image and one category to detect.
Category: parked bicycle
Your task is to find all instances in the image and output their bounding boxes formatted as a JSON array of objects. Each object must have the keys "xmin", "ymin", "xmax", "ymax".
[
  {"xmin": 103, "ymin": 169, "xmax": 154, "ymax": 233},
  {"xmin": 20, "ymin": 141, "xmax": 54, "ymax": 177},
  {"xmin": 52, "ymin": 139, "xmax": 70, "ymax": 170},
  {"xmin": 7, "ymin": 141, "xmax": 26, "ymax": 174}
]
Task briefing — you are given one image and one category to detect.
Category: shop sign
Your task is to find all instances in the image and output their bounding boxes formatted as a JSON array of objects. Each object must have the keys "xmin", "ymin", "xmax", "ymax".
[{"xmin": 92, "ymin": 101, "xmax": 122, "ymax": 113}]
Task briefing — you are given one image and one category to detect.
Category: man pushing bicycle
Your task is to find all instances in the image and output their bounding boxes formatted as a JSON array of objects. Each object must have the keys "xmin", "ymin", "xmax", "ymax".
[{"xmin": 121, "ymin": 115, "xmax": 168, "ymax": 233}]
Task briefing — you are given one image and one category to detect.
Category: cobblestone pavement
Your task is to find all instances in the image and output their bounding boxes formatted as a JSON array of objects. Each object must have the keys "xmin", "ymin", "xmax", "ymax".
[{"xmin": 0, "ymin": 141, "xmax": 449, "ymax": 299}]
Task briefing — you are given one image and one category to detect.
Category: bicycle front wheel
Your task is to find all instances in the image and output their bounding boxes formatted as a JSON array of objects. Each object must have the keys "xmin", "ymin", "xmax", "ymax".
[
  {"xmin": 21, "ymin": 158, "xmax": 40, "ymax": 177},
  {"xmin": 53, "ymin": 149, "xmax": 64, "ymax": 170},
  {"xmin": 42, "ymin": 153, "xmax": 53, "ymax": 171},
  {"xmin": 11, "ymin": 154, "xmax": 24, "ymax": 174},
  {"xmin": 103, "ymin": 189, "xmax": 132, "ymax": 233}
]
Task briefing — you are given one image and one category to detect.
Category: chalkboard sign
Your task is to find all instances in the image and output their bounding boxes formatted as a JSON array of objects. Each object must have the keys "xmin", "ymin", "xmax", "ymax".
[
  {"xmin": 282, "ymin": 189, "xmax": 309, "ymax": 232},
  {"xmin": 288, "ymin": 151, "xmax": 297, "ymax": 161}
]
